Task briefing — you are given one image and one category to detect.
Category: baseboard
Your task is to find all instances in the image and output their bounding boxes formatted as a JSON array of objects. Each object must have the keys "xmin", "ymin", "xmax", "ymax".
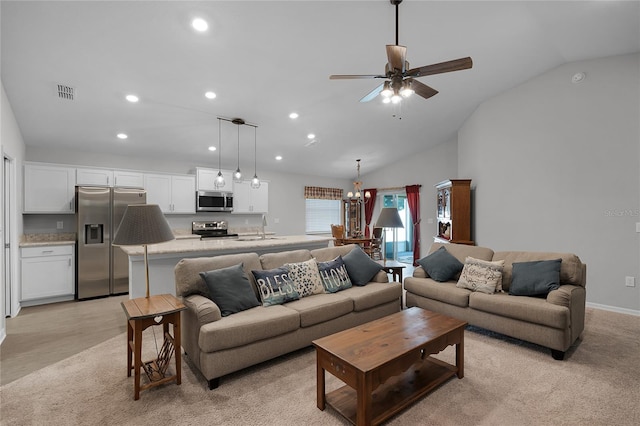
[{"xmin": 587, "ymin": 302, "xmax": 640, "ymax": 317}]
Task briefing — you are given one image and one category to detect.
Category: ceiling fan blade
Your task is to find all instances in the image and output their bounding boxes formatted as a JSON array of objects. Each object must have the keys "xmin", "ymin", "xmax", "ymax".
[
  {"xmin": 359, "ymin": 83, "xmax": 385, "ymax": 103},
  {"xmin": 330, "ymin": 74, "xmax": 384, "ymax": 80},
  {"xmin": 409, "ymin": 79, "xmax": 439, "ymax": 100},
  {"xmin": 406, "ymin": 57, "xmax": 473, "ymax": 78},
  {"xmin": 386, "ymin": 45, "xmax": 406, "ymax": 73}
]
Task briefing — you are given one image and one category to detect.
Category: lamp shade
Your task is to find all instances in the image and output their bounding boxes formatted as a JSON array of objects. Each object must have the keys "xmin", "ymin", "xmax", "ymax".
[
  {"xmin": 113, "ymin": 204, "xmax": 175, "ymax": 246},
  {"xmin": 375, "ymin": 207, "xmax": 404, "ymax": 228}
]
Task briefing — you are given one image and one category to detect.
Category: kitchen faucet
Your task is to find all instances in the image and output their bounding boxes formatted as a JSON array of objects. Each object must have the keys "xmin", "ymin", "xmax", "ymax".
[{"xmin": 261, "ymin": 214, "xmax": 267, "ymax": 239}]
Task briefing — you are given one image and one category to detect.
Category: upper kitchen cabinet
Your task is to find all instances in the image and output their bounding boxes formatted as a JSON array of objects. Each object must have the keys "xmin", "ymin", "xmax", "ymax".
[
  {"xmin": 77, "ymin": 167, "xmax": 144, "ymax": 188},
  {"xmin": 233, "ymin": 181, "xmax": 269, "ymax": 213},
  {"xmin": 144, "ymin": 173, "xmax": 195, "ymax": 214},
  {"xmin": 23, "ymin": 163, "xmax": 76, "ymax": 213},
  {"xmin": 76, "ymin": 167, "xmax": 114, "ymax": 186},
  {"xmin": 113, "ymin": 170, "xmax": 144, "ymax": 188},
  {"xmin": 196, "ymin": 167, "xmax": 233, "ymax": 192}
]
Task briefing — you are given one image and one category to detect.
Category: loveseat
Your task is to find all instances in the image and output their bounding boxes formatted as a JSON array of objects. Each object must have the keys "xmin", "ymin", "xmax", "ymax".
[
  {"xmin": 404, "ymin": 243, "xmax": 586, "ymax": 360},
  {"xmin": 174, "ymin": 244, "xmax": 402, "ymax": 389}
]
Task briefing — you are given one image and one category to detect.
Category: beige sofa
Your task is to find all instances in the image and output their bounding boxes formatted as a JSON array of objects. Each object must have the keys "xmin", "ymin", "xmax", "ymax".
[
  {"xmin": 174, "ymin": 244, "xmax": 402, "ymax": 389},
  {"xmin": 404, "ymin": 243, "xmax": 586, "ymax": 360}
]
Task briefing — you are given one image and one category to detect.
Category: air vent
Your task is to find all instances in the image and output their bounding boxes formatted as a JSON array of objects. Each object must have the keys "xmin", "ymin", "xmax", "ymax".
[{"xmin": 57, "ymin": 84, "xmax": 75, "ymax": 100}]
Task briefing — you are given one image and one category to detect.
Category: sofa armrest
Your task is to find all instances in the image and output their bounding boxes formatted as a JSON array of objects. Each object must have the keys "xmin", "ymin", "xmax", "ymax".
[
  {"xmin": 371, "ymin": 270, "xmax": 390, "ymax": 283},
  {"xmin": 413, "ymin": 266, "xmax": 428, "ymax": 279},
  {"xmin": 546, "ymin": 285, "xmax": 581, "ymax": 308},
  {"xmin": 183, "ymin": 294, "xmax": 222, "ymax": 326},
  {"xmin": 547, "ymin": 284, "xmax": 586, "ymax": 342}
]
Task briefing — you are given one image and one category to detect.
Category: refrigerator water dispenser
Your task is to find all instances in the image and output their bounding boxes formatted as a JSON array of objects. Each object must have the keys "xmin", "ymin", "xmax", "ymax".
[{"xmin": 85, "ymin": 224, "xmax": 104, "ymax": 244}]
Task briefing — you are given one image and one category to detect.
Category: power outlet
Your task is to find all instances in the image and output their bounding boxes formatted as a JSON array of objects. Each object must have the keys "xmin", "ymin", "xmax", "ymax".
[
  {"xmin": 244, "ymin": 219, "xmax": 249, "ymax": 225},
  {"xmin": 625, "ymin": 276, "xmax": 635, "ymax": 287},
  {"xmin": 636, "ymin": 222, "xmax": 640, "ymax": 233},
  {"xmin": 56, "ymin": 221, "xmax": 64, "ymax": 230},
  {"xmin": 274, "ymin": 218, "xmax": 280, "ymax": 224}
]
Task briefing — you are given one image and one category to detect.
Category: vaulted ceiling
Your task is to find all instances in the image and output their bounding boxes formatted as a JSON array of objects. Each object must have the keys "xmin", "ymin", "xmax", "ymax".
[{"xmin": 2, "ymin": 1, "xmax": 638, "ymax": 179}]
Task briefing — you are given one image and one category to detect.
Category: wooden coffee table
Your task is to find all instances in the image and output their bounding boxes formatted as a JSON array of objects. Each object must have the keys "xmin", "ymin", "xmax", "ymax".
[{"xmin": 313, "ymin": 307, "xmax": 466, "ymax": 426}]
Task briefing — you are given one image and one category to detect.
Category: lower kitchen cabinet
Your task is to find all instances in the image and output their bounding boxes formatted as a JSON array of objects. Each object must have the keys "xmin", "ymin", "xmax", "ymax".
[{"xmin": 21, "ymin": 244, "xmax": 75, "ymax": 305}]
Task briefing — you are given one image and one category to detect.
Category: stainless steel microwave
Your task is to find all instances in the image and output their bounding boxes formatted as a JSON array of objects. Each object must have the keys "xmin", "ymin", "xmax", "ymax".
[{"xmin": 196, "ymin": 191, "xmax": 233, "ymax": 212}]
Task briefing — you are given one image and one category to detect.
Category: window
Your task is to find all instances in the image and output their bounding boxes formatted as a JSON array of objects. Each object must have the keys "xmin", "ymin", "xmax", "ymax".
[{"xmin": 305, "ymin": 199, "xmax": 341, "ymax": 234}]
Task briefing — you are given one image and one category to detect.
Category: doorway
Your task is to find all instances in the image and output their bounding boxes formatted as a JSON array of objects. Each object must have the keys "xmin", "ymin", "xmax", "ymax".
[
  {"xmin": 380, "ymin": 192, "xmax": 413, "ymax": 264},
  {"xmin": 3, "ymin": 155, "xmax": 14, "ymax": 318}
]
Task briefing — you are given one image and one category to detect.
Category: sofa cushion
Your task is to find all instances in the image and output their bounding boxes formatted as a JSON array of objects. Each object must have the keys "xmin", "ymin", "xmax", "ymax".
[
  {"xmin": 317, "ymin": 256, "xmax": 353, "ymax": 293},
  {"xmin": 456, "ymin": 257, "xmax": 505, "ymax": 294},
  {"xmin": 343, "ymin": 246, "xmax": 384, "ymax": 286},
  {"xmin": 311, "ymin": 244, "xmax": 358, "ymax": 262},
  {"xmin": 199, "ymin": 263, "xmax": 261, "ymax": 317},
  {"xmin": 403, "ymin": 277, "xmax": 471, "ymax": 308},
  {"xmin": 417, "ymin": 246, "xmax": 464, "ymax": 282},
  {"xmin": 198, "ymin": 305, "xmax": 300, "ymax": 352},
  {"xmin": 468, "ymin": 291, "xmax": 569, "ymax": 329},
  {"xmin": 284, "ymin": 293, "xmax": 353, "ymax": 327},
  {"xmin": 259, "ymin": 249, "xmax": 312, "ymax": 270},
  {"xmin": 340, "ymin": 282, "xmax": 402, "ymax": 311},
  {"xmin": 492, "ymin": 251, "xmax": 584, "ymax": 291},
  {"xmin": 509, "ymin": 259, "xmax": 562, "ymax": 296},
  {"xmin": 251, "ymin": 267, "xmax": 300, "ymax": 306},
  {"xmin": 286, "ymin": 258, "xmax": 325, "ymax": 297},
  {"xmin": 175, "ymin": 253, "xmax": 262, "ymax": 298}
]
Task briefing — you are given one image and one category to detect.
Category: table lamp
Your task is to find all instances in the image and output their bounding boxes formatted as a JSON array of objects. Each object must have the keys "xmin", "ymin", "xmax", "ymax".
[
  {"xmin": 375, "ymin": 207, "xmax": 404, "ymax": 265},
  {"xmin": 113, "ymin": 204, "xmax": 175, "ymax": 298}
]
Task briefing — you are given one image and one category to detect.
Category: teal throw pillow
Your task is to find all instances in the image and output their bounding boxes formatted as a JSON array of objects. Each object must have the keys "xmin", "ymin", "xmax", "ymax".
[
  {"xmin": 342, "ymin": 246, "xmax": 383, "ymax": 286},
  {"xmin": 317, "ymin": 256, "xmax": 353, "ymax": 293},
  {"xmin": 199, "ymin": 263, "xmax": 260, "ymax": 316},
  {"xmin": 509, "ymin": 259, "xmax": 562, "ymax": 296},
  {"xmin": 417, "ymin": 246, "xmax": 464, "ymax": 282},
  {"xmin": 251, "ymin": 267, "xmax": 300, "ymax": 306}
]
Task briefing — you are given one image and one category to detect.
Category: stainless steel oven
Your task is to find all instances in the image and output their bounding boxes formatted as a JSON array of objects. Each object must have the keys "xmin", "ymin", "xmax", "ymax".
[{"xmin": 196, "ymin": 191, "xmax": 233, "ymax": 212}]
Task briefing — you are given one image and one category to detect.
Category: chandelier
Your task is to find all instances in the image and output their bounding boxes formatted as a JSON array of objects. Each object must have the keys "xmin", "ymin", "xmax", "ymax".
[
  {"xmin": 347, "ymin": 159, "xmax": 371, "ymax": 202},
  {"xmin": 214, "ymin": 117, "xmax": 260, "ymax": 189}
]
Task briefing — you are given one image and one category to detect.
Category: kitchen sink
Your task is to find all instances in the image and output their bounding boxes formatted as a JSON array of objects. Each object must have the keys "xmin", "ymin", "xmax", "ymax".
[{"xmin": 236, "ymin": 236, "xmax": 281, "ymax": 241}]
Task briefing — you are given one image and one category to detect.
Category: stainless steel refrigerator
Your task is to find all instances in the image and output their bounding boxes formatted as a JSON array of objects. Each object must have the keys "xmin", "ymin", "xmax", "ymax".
[{"xmin": 76, "ymin": 186, "xmax": 146, "ymax": 299}]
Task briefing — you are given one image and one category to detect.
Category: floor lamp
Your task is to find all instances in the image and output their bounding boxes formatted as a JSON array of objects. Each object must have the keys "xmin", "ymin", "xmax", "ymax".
[
  {"xmin": 375, "ymin": 207, "xmax": 404, "ymax": 265},
  {"xmin": 112, "ymin": 204, "xmax": 175, "ymax": 298}
]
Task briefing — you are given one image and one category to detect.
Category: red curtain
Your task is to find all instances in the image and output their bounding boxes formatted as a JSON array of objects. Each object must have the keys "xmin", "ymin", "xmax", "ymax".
[
  {"xmin": 405, "ymin": 185, "xmax": 421, "ymax": 265},
  {"xmin": 363, "ymin": 188, "xmax": 377, "ymax": 237}
]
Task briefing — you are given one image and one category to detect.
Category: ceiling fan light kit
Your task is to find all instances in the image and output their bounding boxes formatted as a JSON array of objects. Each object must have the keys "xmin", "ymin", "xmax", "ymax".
[{"xmin": 330, "ymin": 0, "xmax": 472, "ymax": 105}]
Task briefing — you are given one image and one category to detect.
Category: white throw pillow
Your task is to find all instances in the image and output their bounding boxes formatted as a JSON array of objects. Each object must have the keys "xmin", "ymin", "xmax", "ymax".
[
  {"xmin": 285, "ymin": 258, "xmax": 325, "ymax": 297},
  {"xmin": 456, "ymin": 257, "xmax": 505, "ymax": 294}
]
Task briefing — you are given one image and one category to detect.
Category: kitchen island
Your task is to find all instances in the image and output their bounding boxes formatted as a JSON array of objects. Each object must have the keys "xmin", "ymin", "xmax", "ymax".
[{"xmin": 119, "ymin": 235, "xmax": 332, "ymax": 298}]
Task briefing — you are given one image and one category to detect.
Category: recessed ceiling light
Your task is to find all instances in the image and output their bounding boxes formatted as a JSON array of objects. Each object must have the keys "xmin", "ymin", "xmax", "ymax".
[
  {"xmin": 125, "ymin": 94, "xmax": 139, "ymax": 103},
  {"xmin": 289, "ymin": 112, "xmax": 299, "ymax": 119},
  {"xmin": 307, "ymin": 133, "xmax": 315, "ymax": 139},
  {"xmin": 192, "ymin": 18, "xmax": 208, "ymax": 32},
  {"xmin": 208, "ymin": 146, "xmax": 217, "ymax": 151},
  {"xmin": 117, "ymin": 133, "xmax": 128, "ymax": 140},
  {"xmin": 205, "ymin": 91, "xmax": 217, "ymax": 99},
  {"xmin": 275, "ymin": 155, "xmax": 283, "ymax": 161}
]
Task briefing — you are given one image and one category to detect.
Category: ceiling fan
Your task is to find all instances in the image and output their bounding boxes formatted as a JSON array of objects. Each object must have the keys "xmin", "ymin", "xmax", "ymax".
[{"xmin": 330, "ymin": 0, "xmax": 472, "ymax": 104}]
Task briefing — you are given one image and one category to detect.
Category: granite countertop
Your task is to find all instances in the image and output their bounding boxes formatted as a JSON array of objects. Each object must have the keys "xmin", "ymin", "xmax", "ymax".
[
  {"xmin": 118, "ymin": 234, "xmax": 332, "ymax": 257},
  {"xmin": 20, "ymin": 233, "xmax": 76, "ymax": 247}
]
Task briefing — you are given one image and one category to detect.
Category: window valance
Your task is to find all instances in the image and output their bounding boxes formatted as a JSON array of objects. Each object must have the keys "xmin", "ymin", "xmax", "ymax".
[{"xmin": 304, "ymin": 186, "xmax": 343, "ymax": 200}]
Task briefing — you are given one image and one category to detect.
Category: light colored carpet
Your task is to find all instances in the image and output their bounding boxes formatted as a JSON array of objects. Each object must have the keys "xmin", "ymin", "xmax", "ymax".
[{"xmin": 1, "ymin": 308, "xmax": 638, "ymax": 425}]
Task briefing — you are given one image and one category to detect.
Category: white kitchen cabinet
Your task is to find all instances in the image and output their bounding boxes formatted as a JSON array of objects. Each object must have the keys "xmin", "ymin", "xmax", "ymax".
[
  {"xmin": 113, "ymin": 170, "xmax": 144, "ymax": 188},
  {"xmin": 144, "ymin": 173, "xmax": 195, "ymax": 214},
  {"xmin": 233, "ymin": 181, "xmax": 269, "ymax": 213},
  {"xmin": 76, "ymin": 167, "xmax": 114, "ymax": 186},
  {"xmin": 23, "ymin": 163, "xmax": 76, "ymax": 213},
  {"xmin": 20, "ymin": 244, "xmax": 75, "ymax": 304},
  {"xmin": 196, "ymin": 167, "xmax": 233, "ymax": 192}
]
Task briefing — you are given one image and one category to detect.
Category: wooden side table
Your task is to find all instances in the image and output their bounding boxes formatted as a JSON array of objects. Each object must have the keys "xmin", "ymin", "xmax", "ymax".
[
  {"xmin": 376, "ymin": 260, "xmax": 407, "ymax": 282},
  {"xmin": 121, "ymin": 294, "xmax": 186, "ymax": 400}
]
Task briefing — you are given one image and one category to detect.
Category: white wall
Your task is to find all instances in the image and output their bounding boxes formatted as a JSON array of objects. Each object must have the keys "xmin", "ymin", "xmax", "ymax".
[
  {"xmin": 1, "ymin": 81, "xmax": 27, "ymax": 337},
  {"xmin": 458, "ymin": 53, "xmax": 640, "ymax": 313},
  {"xmin": 361, "ymin": 137, "xmax": 459, "ymax": 260}
]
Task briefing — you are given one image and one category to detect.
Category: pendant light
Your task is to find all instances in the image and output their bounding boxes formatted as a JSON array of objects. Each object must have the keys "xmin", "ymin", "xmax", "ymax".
[
  {"xmin": 233, "ymin": 119, "xmax": 242, "ymax": 182},
  {"xmin": 214, "ymin": 117, "xmax": 225, "ymax": 188},
  {"xmin": 251, "ymin": 125, "xmax": 260, "ymax": 189}
]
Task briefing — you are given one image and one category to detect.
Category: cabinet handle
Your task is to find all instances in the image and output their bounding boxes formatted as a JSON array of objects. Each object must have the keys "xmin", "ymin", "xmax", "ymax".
[
  {"xmin": 68, "ymin": 258, "xmax": 71, "ymax": 267},
  {"xmin": 107, "ymin": 176, "xmax": 109, "ymax": 185},
  {"xmin": 42, "ymin": 250, "xmax": 54, "ymax": 254}
]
